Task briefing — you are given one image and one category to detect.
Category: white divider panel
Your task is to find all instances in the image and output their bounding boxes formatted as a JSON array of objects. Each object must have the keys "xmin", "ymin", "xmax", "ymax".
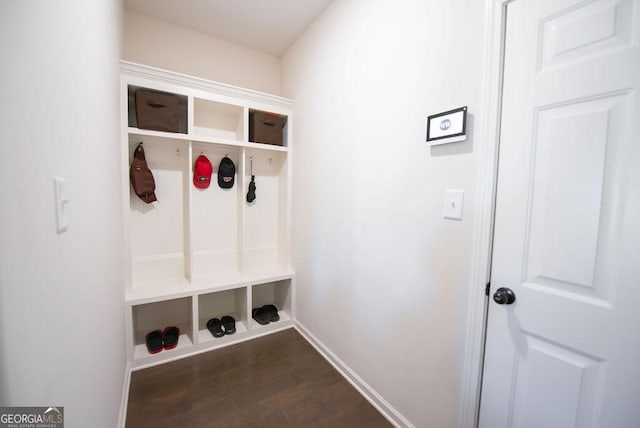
[
  {"xmin": 190, "ymin": 143, "xmax": 241, "ymax": 282},
  {"xmin": 243, "ymin": 150, "xmax": 288, "ymax": 275},
  {"xmin": 129, "ymin": 136, "xmax": 190, "ymax": 286}
]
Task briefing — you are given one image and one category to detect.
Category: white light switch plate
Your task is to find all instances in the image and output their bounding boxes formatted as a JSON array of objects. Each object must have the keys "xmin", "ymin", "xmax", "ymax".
[{"xmin": 443, "ymin": 189, "xmax": 464, "ymax": 220}]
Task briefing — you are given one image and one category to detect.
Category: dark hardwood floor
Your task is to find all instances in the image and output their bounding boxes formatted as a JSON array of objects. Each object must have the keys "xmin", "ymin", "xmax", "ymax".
[{"xmin": 126, "ymin": 328, "xmax": 392, "ymax": 427}]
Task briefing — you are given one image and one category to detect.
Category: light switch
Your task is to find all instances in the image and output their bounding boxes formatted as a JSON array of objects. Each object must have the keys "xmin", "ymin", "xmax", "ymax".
[
  {"xmin": 443, "ymin": 189, "xmax": 464, "ymax": 220},
  {"xmin": 54, "ymin": 177, "xmax": 70, "ymax": 233}
]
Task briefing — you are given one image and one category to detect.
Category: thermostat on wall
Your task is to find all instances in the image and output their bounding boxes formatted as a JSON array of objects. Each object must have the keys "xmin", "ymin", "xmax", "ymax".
[{"xmin": 426, "ymin": 106, "xmax": 467, "ymax": 145}]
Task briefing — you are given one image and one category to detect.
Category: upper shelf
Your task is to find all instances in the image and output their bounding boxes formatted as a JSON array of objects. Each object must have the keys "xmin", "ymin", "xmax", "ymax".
[
  {"xmin": 125, "ymin": 267, "xmax": 295, "ymax": 306},
  {"xmin": 126, "ymin": 128, "xmax": 289, "ymax": 152},
  {"xmin": 123, "ymin": 61, "xmax": 293, "ymax": 152}
]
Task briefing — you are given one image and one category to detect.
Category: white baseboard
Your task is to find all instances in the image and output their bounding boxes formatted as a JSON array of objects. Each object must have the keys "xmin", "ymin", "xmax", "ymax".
[
  {"xmin": 294, "ymin": 321, "xmax": 414, "ymax": 428},
  {"xmin": 117, "ymin": 362, "xmax": 132, "ymax": 428}
]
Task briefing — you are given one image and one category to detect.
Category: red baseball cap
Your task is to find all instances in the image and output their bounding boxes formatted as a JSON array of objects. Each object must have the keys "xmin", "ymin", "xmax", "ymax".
[{"xmin": 193, "ymin": 155, "xmax": 213, "ymax": 189}]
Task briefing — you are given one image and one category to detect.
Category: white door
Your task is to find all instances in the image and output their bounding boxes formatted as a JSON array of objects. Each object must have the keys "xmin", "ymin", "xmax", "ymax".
[{"xmin": 479, "ymin": 0, "xmax": 640, "ymax": 427}]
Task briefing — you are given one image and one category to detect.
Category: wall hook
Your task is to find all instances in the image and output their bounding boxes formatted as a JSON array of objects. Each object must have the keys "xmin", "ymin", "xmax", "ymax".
[
  {"xmin": 268, "ymin": 157, "xmax": 272, "ymax": 165},
  {"xmin": 176, "ymin": 148, "xmax": 180, "ymax": 156}
]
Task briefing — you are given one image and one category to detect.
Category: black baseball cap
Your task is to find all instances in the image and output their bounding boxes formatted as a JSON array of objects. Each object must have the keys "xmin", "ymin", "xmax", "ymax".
[{"xmin": 218, "ymin": 156, "xmax": 235, "ymax": 189}]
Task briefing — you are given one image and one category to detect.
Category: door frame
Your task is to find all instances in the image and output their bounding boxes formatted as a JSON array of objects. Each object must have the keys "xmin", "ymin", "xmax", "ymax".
[{"xmin": 458, "ymin": 0, "xmax": 511, "ymax": 426}]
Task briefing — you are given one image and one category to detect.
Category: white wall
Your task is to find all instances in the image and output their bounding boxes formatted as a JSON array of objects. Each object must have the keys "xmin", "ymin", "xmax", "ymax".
[
  {"xmin": 123, "ymin": 10, "xmax": 282, "ymax": 95},
  {"xmin": 0, "ymin": 1, "xmax": 125, "ymax": 427},
  {"xmin": 282, "ymin": 0, "xmax": 487, "ymax": 426}
]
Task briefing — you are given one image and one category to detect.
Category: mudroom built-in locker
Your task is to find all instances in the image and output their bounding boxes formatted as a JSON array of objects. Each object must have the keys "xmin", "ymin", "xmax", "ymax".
[{"xmin": 122, "ymin": 62, "xmax": 295, "ymax": 368}]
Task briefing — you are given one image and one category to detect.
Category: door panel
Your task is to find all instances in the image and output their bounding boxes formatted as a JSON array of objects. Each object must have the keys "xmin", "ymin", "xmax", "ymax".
[
  {"xmin": 539, "ymin": 0, "xmax": 635, "ymax": 71},
  {"xmin": 479, "ymin": 0, "xmax": 640, "ymax": 426},
  {"xmin": 511, "ymin": 335, "xmax": 604, "ymax": 428},
  {"xmin": 528, "ymin": 93, "xmax": 629, "ymax": 300}
]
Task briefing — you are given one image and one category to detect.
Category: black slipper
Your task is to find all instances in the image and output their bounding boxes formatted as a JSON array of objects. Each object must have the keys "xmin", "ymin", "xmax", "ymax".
[
  {"xmin": 262, "ymin": 304, "xmax": 280, "ymax": 322},
  {"xmin": 221, "ymin": 315, "xmax": 236, "ymax": 335},
  {"xmin": 162, "ymin": 326, "xmax": 180, "ymax": 350},
  {"xmin": 146, "ymin": 329, "xmax": 163, "ymax": 354},
  {"xmin": 252, "ymin": 307, "xmax": 271, "ymax": 325},
  {"xmin": 207, "ymin": 318, "xmax": 224, "ymax": 338}
]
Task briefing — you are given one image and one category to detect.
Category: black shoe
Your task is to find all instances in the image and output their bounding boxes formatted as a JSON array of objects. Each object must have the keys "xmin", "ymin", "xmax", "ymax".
[
  {"xmin": 252, "ymin": 307, "xmax": 271, "ymax": 325},
  {"xmin": 145, "ymin": 330, "xmax": 163, "ymax": 354},
  {"xmin": 221, "ymin": 315, "xmax": 236, "ymax": 335},
  {"xmin": 162, "ymin": 326, "xmax": 180, "ymax": 350},
  {"xmin": 262, "ymin": 304, "xmax": 280, "ymax": 322},
  {"xmin": 207, "ymin": 318, "xmax": 224, "ymax": 338}
]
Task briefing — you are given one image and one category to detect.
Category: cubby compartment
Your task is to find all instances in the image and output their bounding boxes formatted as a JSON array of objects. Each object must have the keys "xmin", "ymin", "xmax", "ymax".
[
  {"xmin": 244, "ymin": 149, "xmax": 289, "ymax": 276},
  {"xmin": 190, "ymin": 143, "xmax": 242, "ymax": 285},
  {"xmin": 128, "ymin": 85, "xmax": 188, "ymax": 134},
  {"xmin": 193, "ymin": 98, "xmax": 244, "ymax": 141},
  {"xmin": 249, "ymin": 109, "xmax": 288, "ymax": 147},
  {"xmin": 128, "ymin": 136, "xmax": 190, "ymax": 289},
  {"xmin": 250, "ymin": 279, "xmax": 292, "ymax": 328},
  {"xmin": 132, "ymin": 297, "xmax": 193, "ymax": 360},
  {"xmin": 198, "ymin": 287, "xmax": 248, "ymax": 344}
]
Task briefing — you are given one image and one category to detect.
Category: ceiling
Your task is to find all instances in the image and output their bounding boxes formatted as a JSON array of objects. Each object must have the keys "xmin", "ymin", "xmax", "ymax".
[{"xmin": 124, "ymin": 0, "xmax": 334, "ymax": 57}]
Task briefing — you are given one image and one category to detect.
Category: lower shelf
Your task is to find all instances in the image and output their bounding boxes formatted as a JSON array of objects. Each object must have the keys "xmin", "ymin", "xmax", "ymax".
[
  {"xmin": 131, "ymin": 320, "xmax": 294, "ymax": 370},
  {"xmin": 197, "ymin": 318, "xmax": 249, "ymax": 345},
  {"xmin": 128, "ymin": 276, "xmax": 294, "ymax": 369}
]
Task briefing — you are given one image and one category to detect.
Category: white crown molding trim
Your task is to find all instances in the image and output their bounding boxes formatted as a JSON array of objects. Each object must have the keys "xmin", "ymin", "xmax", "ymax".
[{"xmin": 120, "ymin": 60, "xmax": 294, "ymax": 110}]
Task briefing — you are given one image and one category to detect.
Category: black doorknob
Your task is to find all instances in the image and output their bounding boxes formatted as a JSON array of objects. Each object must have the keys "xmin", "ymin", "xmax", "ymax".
[{"xmin": 493, "ymin": 287, "xmax": 516, "ymax": 305}]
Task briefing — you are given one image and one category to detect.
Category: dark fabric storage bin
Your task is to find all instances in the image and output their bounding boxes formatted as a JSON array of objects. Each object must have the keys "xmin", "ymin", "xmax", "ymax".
[
  {"xmin": 249, "ymin": 111, "xmax": 287, "ymax": 146},
  {"xmin": 135, "ymin": 89, "xmax": 180, "ymax": 133}
]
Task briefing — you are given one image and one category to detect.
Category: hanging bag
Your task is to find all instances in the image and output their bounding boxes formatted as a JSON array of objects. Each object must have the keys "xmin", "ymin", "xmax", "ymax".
[{"xmin": 130, "ymin": 143, "xmax": 157, "ymax": 203}]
